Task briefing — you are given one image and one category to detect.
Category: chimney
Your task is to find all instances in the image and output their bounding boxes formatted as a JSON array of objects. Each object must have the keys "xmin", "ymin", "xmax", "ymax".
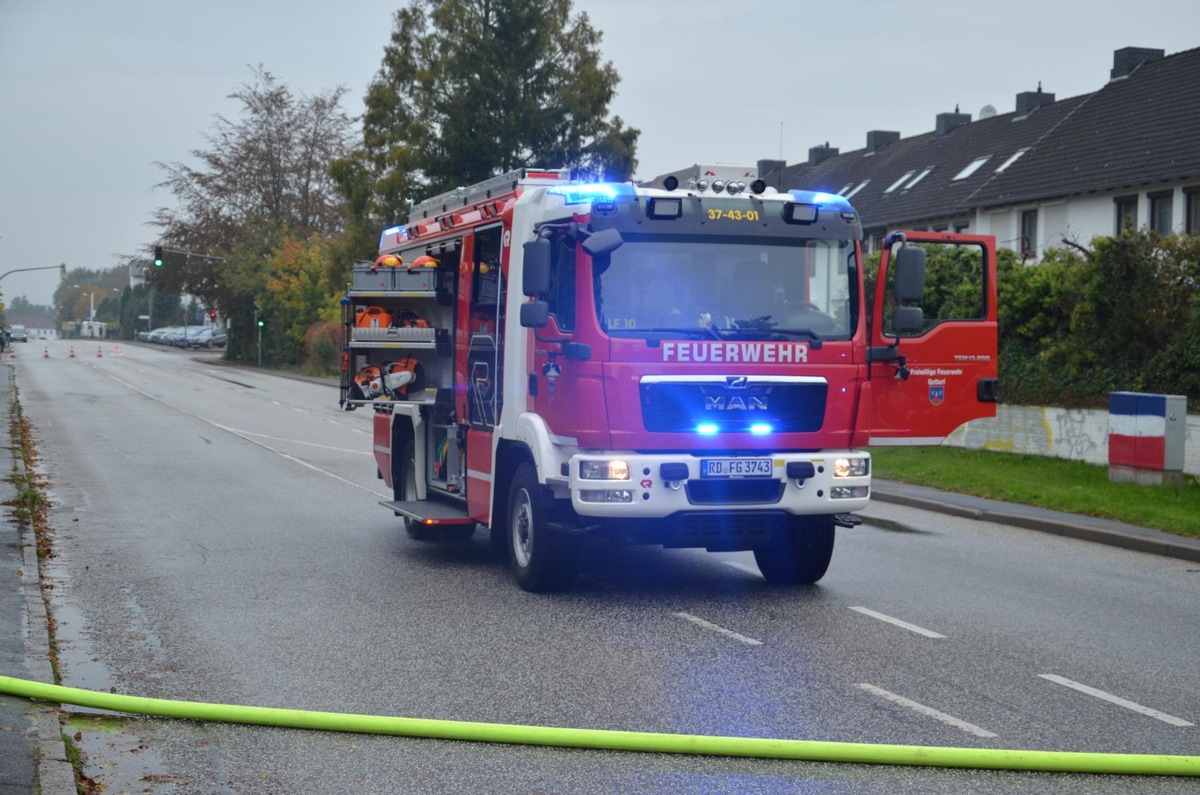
[
  {"xmin": 866, "ymin": 130, "xmax": 900, "ymax": 154},
  {"xmin": 808, "ymin": 142, "xmax": 839, "ymax": 166},
  {"xmin": 936, "ymin": 105, "xmax": 971, "ymax": 136},
  {"xmin": 1110, "ymin": 46, "xmax": 1165, "ymax": 79},
  {"xmin": 1015, "ymin": 82, "xmax": 1055, "ymax": 116},
  {"xmin": 756, "ymin": 159, "xmax": 785, "ymax": 179}
]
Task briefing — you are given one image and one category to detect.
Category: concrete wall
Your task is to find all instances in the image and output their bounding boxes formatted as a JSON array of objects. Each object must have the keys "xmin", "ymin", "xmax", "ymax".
[{"xmin": 943, "ymin": 404, "xmax": 1200, "ymax": 477}]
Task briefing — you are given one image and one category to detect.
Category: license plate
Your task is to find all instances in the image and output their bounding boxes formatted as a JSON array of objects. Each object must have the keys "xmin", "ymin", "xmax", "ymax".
[{"xmin": 701, "ymin": 458, "xmax": 773, "ymax": 478}]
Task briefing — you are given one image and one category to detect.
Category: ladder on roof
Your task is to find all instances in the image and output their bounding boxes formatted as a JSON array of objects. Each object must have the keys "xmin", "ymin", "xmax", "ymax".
[{"xmin": 408, "ymin": 168, "xmax": 571, "ymax": 220}]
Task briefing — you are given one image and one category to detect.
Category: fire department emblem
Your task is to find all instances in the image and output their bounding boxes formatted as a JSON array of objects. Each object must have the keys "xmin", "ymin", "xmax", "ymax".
[{"xmin": 929, "ymin": 385, "xmax": 945, "ymax": 406}]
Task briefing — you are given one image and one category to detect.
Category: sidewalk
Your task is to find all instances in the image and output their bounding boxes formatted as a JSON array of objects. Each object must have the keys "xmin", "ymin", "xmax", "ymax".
[{"xmin": 0, "ymin": 362, "xmax": 75, "ymax": 795}]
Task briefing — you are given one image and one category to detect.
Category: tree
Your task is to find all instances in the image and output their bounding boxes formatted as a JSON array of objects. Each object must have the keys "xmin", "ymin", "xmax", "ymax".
[
  {"xmin": 151, "ymin": 66, "xmax": 356, "ymax": 360},
  {"xmin": 340, "ymin": 0, "xmax": 639, "ymax": 227}
]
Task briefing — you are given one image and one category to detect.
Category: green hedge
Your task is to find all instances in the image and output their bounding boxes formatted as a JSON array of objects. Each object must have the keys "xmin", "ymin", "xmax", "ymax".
[{"xmin": 868, "ymin": 231, "xmax": 1200, "ymax": 411}]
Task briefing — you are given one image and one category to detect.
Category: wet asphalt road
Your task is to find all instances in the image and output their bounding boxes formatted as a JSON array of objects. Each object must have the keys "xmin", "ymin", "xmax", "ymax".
[{"xmin": 9, "ymin": 340, "xmax": 1199, "ymax": 794}]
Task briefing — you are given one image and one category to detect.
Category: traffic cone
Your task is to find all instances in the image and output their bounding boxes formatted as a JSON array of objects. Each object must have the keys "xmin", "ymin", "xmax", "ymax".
[
  {"xmin": 111, "ymin": 344, "xmax": 124, "ymax": 356},
  {"xmin": 43, "ymin": 347, "xmax": 49, "ymax": 358},
  {"xmin": 69, "ymin": 347, "xmax": 75, "ymax": 358},
  {"xmin": 97, "ymin": 346, "xmax": 103, "ymax": 358}
]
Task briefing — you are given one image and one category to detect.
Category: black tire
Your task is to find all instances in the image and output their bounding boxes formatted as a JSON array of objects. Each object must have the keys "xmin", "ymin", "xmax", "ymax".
[
  {"xmin": 507, "ymin": 462, "xmax": 578, "ymax": 592},
  {"xmin": 753, "ymin": 515, "xmax": 835, "ymax": 585},
  {"xmin": 396, "ymin": 439, "xmax": 437, "ymax": 541}
]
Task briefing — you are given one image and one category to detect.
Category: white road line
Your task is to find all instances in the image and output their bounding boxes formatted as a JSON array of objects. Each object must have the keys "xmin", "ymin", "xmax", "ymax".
[
  {"xmin": 221, "ymin": 427, "xmax": 371, "ymax": 455},
  {"xmin": 848, "ymin": 606, "xmax": 946, "ymax": 639},
  {"xmin": 723, "ymin": 561, "xmax": 762, "ymax": 577},
  {"xmin": 674, "ymin": 612, "xmax": 762, "ymax": 646},
  {"xmin": 856, "ymin": 683, "xmax": 998, "ymax": 738},
  {"xmin": 80, "ymin": 364, "xmax": 391, "ymax": 499},
  {"xmin": 1039, "ymin": 674, "xmax": 1195, "ymax": 727}
]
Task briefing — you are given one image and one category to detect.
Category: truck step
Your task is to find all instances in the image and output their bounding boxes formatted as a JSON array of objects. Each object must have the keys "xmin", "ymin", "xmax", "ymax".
[
  {"xmin": 833, "ymin": 513, "xmax": 863, "ymax": 529},
  {"xmin": 379, "ymin": 499, "xmax": 474, "ymax": 525}
]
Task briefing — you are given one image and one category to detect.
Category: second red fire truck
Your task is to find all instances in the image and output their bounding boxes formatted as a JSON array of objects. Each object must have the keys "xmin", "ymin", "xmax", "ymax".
[{"xmin": 342, "ymin": 168, "xmax": 998, "ymax": 591}]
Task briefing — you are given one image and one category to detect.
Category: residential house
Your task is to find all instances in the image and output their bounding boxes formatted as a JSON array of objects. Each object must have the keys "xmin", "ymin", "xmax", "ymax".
[{"xmin": 657, "ymin": 47, "xmax": 1200, "ymax": 259}]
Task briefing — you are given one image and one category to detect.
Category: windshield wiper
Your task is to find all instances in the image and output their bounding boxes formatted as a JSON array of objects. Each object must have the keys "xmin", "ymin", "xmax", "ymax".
[{"xmin": 637, "ymin": 326, "xmax": 723, "ymax": 340}]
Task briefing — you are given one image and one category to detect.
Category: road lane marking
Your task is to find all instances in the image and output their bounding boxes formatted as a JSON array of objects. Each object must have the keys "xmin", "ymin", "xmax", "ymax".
[
  {"xmin": 849, "ymin": 607, "xmax": 946, "ymax": 639},
  {"xmin": 856, "ymin": 683, "xmax": 998, "ymax": 738},
  {"xmin": 1039, "ymin": 674, "xmax": 1195, "ymax": 727},
  {"xmin": 82, "ymin": 365, "xmax": 391, "ymax": 499},
  {"xmin": 674, "ymin": 612, "xmax": 762, "ymax": 646},
  {"xmin": 220, "ymin": 428, "xmax": 371, "ymax": 455}
]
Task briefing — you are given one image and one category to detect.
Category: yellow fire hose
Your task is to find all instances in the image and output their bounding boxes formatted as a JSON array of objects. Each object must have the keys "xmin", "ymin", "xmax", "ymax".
[{"xmin": 1, "ymin": 675, "xmax": 1195, "ymax": 777}]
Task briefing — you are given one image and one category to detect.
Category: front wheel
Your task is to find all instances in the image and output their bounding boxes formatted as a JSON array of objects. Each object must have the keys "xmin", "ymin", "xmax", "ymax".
[
  {"xmin": 753, "ymin": 515, "xmax": 835, "ymax": 585},
  {"xmin": 508, "ymin": 462, "xmax": 578, "ymax": 592}
]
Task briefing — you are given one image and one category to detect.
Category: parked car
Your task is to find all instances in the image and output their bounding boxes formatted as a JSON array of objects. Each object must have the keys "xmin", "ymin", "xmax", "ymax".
[
  {"xmin": 186, "ymin": 326, "xmax": 228, "ymax": 349},
  {"xmin": 9, "ymin": 324, "xmax": 27, "ymax": 343},
  {"xmin": 173, "ymin": 326, "xmax": 208, "ymax": 347}
]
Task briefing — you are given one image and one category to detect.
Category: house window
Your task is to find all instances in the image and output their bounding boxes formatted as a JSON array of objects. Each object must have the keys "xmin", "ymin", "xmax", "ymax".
[
  {"xmin": 1114, "ymin": 195, "xmax": 1138, "ymax": 233},
  {"xmin": 1149, "ymin": 191, "xmax": 1173, "ymax": 235},
  {"xmin": 1188, "ymin": 189, "xmax": 1200, "ymax": 235},
  {"xmin": 1020, "ymin": 209, "xmax": 1038, "ymax": 258}
]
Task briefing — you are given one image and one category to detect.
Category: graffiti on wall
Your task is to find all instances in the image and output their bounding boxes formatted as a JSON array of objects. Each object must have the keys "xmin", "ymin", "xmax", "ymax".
[{"xmin": 945, "ymin": 405, "xmax": 1200, "ymax": 476}]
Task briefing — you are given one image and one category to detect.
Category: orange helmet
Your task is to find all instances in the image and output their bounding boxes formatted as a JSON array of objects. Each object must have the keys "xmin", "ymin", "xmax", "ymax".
[
  {"xmin": 410, "ymin": 255, "xmax": 439, "ymax": 269},
  {"xmin": 371, "ymin": 254, "xmax": 402, "ymax": 272}
]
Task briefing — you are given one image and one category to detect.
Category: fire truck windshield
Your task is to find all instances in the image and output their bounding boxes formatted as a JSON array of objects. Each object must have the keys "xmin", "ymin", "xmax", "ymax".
[{"xmin": 595, "ymin": 236, "xmax": 855, "ymax": 341}]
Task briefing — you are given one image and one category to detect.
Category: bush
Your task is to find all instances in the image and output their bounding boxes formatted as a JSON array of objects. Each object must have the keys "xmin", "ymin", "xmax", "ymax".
[{"xmin": 303, "ymin": 322, "xmax": 342, "ymax": 377}]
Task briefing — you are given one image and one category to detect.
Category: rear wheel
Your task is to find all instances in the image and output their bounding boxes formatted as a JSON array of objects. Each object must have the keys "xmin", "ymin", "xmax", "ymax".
[
  {"xmin": 508, "ymin": 462, "xmax": 578, "ymax": 592},
  {"xmin": 753, "ymin": 515, "xmax": 835, "ymax": 585}
]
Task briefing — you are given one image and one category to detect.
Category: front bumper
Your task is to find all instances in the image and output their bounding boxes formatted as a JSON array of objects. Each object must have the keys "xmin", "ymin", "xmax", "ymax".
[{"xmin": 565, "ymin": 451, "xmax": 870, "ymax": 518}]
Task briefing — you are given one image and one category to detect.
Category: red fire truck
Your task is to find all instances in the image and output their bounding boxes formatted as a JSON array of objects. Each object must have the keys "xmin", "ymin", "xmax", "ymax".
[{"xmin": 341, "ymin": 168, "xmax": 998, "ymax": 591}]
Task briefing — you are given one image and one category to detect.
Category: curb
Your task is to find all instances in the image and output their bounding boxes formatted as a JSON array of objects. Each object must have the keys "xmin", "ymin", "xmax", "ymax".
[{"xmin": 870, "ymin": 487, "xmax": 1200, "ymax": 564}]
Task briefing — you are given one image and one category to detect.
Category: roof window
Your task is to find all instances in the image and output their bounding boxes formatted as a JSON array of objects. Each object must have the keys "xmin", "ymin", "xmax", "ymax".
[
  {"xmin": 994, "ymin": 147, "xmax": 1030, "ymax": 173},
  {"xmin": 885, "ymin": 171, "xmax": 915, "ymax": 193},
  {"xmin": 904, "ymin": 168, "xmax": 933, "ymax": 189},
  {"xmin": 952, "ymin": 155, "xmax": 992, "ymax": 181},
  {"xmin": 844, "ymin": 180, "xmax": 870, "ymax": 200}
]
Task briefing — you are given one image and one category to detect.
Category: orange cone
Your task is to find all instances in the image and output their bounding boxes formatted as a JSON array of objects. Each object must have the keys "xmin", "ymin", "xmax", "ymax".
[
  {"xmin": 69, "ymin": 347, "xmax": 75, "ymax": 358},
  {"xmin": 43, "ymin": 347, "xmax": 49, "ymax": 358},
  {"xmin": 97, "ymin": 346, "xmax": 103, "ymax": 358}
]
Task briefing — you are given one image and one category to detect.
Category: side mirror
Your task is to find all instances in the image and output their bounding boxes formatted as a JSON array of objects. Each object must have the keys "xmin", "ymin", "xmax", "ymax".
[
  {"xmin": 581, "ymin": 228, "xmax": 623, "ymax": 257},
  {"xmin": 520, "ymin": 300, "xmax": 549, "ymax": 328},
  {"xmin": 893, "ymin": 245, "xmax": 927, "ymax": 303},
  {"xmin": 522, "ymin": 239, "xmax": 551, "ymax": 297},
  {"xmin": 893, "ymin": 305, "xmax": 924, "ymax": 334}
]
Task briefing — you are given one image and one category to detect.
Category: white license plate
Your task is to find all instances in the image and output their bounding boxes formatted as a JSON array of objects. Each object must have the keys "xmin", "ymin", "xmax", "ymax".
[{"xmin": 701, "ymin": 458, "xmax": 773, "ymax": 478}]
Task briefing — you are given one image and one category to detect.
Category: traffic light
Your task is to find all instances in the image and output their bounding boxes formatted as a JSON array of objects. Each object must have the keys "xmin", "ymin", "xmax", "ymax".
[
  {"xmin": 153, "ymin": 246, "xmax": 164, "ymax": 267},
  {"xmin": 209, "ymin": 309, "xmax": 217, "ymax": 320}
]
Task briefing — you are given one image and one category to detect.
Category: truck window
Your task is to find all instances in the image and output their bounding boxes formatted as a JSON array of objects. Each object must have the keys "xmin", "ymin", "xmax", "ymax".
[{"xmin": 546, "ymin": 235, "xmax": 576, "ymax": 331}]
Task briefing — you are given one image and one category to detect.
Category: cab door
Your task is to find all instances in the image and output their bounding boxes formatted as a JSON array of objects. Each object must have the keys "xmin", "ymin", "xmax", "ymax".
[{"xmin": 867, "ymin": 231, "xmax": 998, "ymax": 445}]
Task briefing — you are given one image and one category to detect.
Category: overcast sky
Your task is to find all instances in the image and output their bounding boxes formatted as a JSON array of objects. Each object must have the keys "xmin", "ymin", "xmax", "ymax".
[{"xmin": 1, "ymin": 0, "xmax": 1196, "ymax": 306}]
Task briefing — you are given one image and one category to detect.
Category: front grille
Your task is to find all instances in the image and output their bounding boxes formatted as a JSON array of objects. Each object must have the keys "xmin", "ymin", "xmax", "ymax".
[
  {"xmin": 685, "ymin": 478, "xmax": 785, "ymax": 505},
  {"xmin": 641, "ymin": 380, "xmax": 827, "ymax": 433},
  {"xmin": 666, "ymin": 511, "xmax": 786, "ymax": 550}
]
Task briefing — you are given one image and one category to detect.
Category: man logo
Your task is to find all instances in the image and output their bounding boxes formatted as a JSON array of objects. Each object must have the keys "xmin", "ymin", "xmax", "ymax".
[{"xmin": 726, "ymin": 376, "xmax": 749, "ymax": 389}]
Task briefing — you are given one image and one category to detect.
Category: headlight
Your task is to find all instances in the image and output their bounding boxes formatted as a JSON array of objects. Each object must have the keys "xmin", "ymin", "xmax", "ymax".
[
  {"xmin": 833, "ymin": 457, "xmax": 869, "ymax": 478},
  {"xmin": 580, "ymin": 460, "xmax": 630, "ymax": 480}
]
